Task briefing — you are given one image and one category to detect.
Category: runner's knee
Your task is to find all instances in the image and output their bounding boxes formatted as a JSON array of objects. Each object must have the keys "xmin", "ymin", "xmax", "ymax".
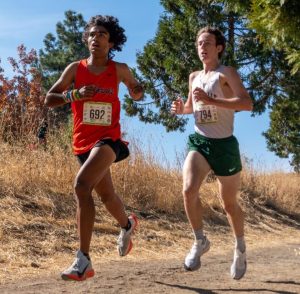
[
  {"xmin": 182, "ymin": 185, "xmax": 199, "ymax": 202},
  {"xmin": 74, "ymin": 177, "xmax": 93, "ymax": 199},
  {"xmin": 223, "ymin": 202, "xmax": 240, "ymax": 216}
]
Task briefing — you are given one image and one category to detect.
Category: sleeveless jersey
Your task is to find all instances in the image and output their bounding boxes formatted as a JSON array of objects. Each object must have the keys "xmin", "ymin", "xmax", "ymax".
[
  {"xmin": 72, "ymin": 59, "xmax": 121, "ymax": 154},
  {"xmin": 192, "ymin": 65, "xmax": 235, "ymax": 138}
]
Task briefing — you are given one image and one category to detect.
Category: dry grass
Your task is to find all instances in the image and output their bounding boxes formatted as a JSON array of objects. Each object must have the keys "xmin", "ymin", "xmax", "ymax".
[
  {"xmin": 0, "ymin": 130, "xmax": 299, "ymax": 282},
  {"xmin": 240, "ymin": 164, "xmax": 300, "ymax": 220}
]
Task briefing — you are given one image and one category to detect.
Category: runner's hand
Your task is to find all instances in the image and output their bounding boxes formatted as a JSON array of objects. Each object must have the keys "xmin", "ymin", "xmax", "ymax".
[
  {"xmin": 171, "ymin": 97, "xmax": 184, "ymax": 114},
  {"xmin": 129, "ymin": 84, "xmax": 144, "ymax": 100},
  {"xmin": 78, "ymin": 85, "xmax": 97, "ymax": 99},
  {"xmin": 193, "ymin": 87, "xmax": 211, "ymax": 104}
]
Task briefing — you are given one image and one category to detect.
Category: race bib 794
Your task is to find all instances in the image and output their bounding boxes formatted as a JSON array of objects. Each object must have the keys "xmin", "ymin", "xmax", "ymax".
[{"xmin": 194, "ymin": 103, "xmax": 218, "ymax": 124}]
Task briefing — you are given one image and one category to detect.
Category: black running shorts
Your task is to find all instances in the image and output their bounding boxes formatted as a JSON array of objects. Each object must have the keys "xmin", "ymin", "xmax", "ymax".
[{"xmin": 76, "ymin": 138, "xmax": 129, "ymax": 165}]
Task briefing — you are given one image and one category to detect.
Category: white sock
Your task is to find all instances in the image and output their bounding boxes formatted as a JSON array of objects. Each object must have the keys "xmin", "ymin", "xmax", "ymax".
[
  {"xmin": 235, "ymin": 236, "xmax": 246, "ymax": 253},
  {"xmin": 193, "ymin": 229, "xmax": 205, "ymax": 241}
]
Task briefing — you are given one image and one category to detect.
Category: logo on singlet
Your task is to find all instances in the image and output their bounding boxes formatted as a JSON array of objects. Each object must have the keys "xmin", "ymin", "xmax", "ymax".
[
  {"xmin": 94, "ymin": 86, "xmax": 113, "ymax": 95},
  {"xmin": 207, "ymin": 91, "xmax": 217, "ymax": 98}
]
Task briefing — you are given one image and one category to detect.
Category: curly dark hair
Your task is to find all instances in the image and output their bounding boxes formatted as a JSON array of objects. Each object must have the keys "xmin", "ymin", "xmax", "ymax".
[
  {"xmin": 82, "ymin": 15, "xmax": 127, "ymax": 59},
  {"xmin": 195, "ymin": 27, "xmax": 226, "ymax": 58}
]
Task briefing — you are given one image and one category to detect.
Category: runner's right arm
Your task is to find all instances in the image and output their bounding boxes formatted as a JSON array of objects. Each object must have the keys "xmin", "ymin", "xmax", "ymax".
[
  {"xmin": 44, "ymin": 62, "xmax": 78, "ymax": 107},
  {"xmin": 171, "ymin": 72, "xmax": 197, "ymax": 115},
  {"xmin": 45, "ymin": 62, "xmax": 96, "ymax": 108}
]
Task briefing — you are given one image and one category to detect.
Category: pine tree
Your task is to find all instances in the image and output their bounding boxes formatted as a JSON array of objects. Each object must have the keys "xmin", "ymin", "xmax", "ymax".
[
  {"xmin": 223, "ymin": 0, "xmax": 300, "ymax": 171},
  {"xmin": 39, "ymin": 10, "xmax": 89, "ymax": 125},
  {"xmin": 39, "ymin": 10, "xmax": 88, "ymax": 90},
  {"xmin": 124, "ymin": 0, "xmax": 299, "ymax": 171}
]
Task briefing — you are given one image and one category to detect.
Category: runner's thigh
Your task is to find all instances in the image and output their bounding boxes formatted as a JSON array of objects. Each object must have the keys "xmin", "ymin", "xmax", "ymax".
[
  {"xmin": 76, "ymin": 145, "xmax": 116, "ymax": 189},
  {"xmin": 183, "ymin": 151, "xmax": 211, "ymax": 191}
]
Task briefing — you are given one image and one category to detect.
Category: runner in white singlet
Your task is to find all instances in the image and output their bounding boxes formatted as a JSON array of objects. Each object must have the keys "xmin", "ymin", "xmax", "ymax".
[{"xmin": 171, "ymin": 27, "xmax": 253, "ymax": 280}]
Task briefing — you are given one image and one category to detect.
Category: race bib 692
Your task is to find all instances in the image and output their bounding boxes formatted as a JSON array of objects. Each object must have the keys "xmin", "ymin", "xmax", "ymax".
[{"xmin": 83, "ymin": 102, "xmax": 112, "ymax": 126}]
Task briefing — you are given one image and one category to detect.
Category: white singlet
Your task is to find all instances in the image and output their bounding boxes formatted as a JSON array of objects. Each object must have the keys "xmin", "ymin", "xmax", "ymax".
[{"xmin": 192, "ymin": 65, "xmax": 235, "ymax": 138}]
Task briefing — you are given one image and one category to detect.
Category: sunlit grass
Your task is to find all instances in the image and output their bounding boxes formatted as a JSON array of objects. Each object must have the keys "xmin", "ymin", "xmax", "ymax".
[{"xmin": 0, "ymin": 127, "xmax": 299, "ymax": 281}]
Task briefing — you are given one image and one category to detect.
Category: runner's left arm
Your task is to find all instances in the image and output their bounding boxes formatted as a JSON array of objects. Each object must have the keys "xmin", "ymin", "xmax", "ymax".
[{"xmin": 117, "ymin": 63, "xmax": 144, "ymax": 101}]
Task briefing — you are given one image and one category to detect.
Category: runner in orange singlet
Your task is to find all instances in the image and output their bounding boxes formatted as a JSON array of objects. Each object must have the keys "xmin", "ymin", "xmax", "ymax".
[{"xmin": 45, "ymin": 15, "xmax": 143, "ymax": 281}]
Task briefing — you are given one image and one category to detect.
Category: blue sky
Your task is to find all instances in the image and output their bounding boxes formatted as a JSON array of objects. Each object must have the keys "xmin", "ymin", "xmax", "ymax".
[{"xmin": 0, "ymin": 0, "xmax": 292, "ymax": 172}]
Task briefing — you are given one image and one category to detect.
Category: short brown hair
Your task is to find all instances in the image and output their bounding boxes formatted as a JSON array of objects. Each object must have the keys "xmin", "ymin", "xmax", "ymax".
[{"xmin": 195, "ymin": 27, "xmax": 226, "ymax": 58}]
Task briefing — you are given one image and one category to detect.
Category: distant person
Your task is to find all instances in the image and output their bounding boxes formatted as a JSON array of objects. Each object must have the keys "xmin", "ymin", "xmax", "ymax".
[
  {"xmin": 45, "ymin": 15, "xmax": 144, "ymax": 281},
  {"xmin": 37, "ymin": 119, "xmax": 48, "ymax": 148},
  {"xmin": 171, "ymin": 27, "xmax": 253, "ymax": 280}
]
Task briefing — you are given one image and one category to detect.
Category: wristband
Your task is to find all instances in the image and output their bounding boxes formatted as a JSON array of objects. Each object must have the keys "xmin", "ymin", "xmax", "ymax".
[
  {"xmin": 73, "ymin": 89, "xmax": 81, "ymax": 100},
  {"xmin": 62, "ymin": 91, "xmax": 72, "ymax": 103},
  {"xmin": 62, "ymin": 89, "xmax": 80, "ymax": 103}
]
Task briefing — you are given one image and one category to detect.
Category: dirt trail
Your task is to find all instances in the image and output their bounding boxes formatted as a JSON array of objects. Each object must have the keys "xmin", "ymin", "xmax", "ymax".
[{"xmin": 1, "ymin": 231, "xmax": 299, "ymax": 294}]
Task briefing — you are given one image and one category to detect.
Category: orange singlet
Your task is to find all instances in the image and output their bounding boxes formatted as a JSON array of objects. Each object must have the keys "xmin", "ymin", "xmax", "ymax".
[{"xmin": 72, "ymin": 59, "xmax": 121, "ymax": 155}]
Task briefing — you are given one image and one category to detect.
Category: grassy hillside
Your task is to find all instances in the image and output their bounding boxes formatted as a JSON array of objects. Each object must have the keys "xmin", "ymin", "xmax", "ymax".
[{"xmin": 0, "ymin": 131, "xmax": 299, "ymax": 280}]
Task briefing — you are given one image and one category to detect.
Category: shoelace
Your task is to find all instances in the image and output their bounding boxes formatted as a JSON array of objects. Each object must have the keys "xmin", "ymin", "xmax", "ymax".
[
  {"xmin": 235, "ymin": 251, "xmax": 245, "ymax": 267},
  {"xmin": 117, "ymin": 229, "xmax": 127, "ymax": 245},
  {"xmin": 190, "ymin": 239, "xmax": 206, "ymax": 256},
  {"xmin": 189, "ymin": 243, "xmax": 201, "ymax": 256},
  {"xmin": 68, "ymin": 258, "xmax": 81, "ymax": 271}
]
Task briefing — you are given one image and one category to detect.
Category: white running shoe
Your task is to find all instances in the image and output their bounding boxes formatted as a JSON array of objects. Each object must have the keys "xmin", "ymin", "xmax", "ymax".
[
  {"xmin": 184, "ymin": 237, "xmax": 210, "ymax": 271},
  {"xmin": 117, "ymin": 213, "xmax": 138, "ymax": 256},
  {"xmin": 61, "ymin": 250, "xmax": 95, "ymax": 281},
  {"xmin": 231, "ymin": 248, "xmax": 247, "ymax": 280}
]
